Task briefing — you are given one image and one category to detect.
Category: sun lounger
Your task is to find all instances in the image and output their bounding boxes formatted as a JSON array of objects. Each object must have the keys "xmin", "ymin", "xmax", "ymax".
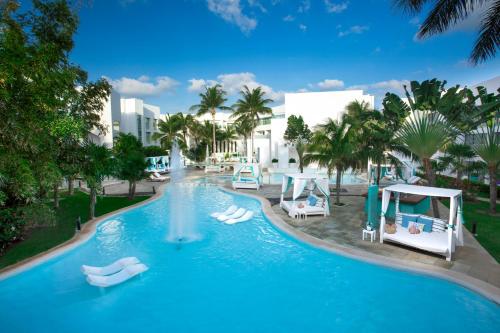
[
  {"xmin": 225, "ymin": 211, "xmax": 254, "ymax": 224},
  {"xmin": 148, "ymin": 174, "xmax": 169, "ymax": 182},
  {"xmin": 210, "ymin": 205, "xmax": 238, "ymax": 218},
  {"xmin": 86, "ymin": 263, "xmax": 148, "ymax": 288},
  {"xmin": 217, "ymin": 208, "xmax": 246, "ymax": 222},
  {"xmin": 81, "ymin": 257, "xmax": 140, "ymax": 276}
]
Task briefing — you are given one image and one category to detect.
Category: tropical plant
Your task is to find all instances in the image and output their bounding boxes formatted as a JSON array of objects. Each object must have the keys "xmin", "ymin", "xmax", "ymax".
[
  {"xmin": 231, "ymin": 86, "xmax": 273, "ymax": 162},
  {"xmin": 470, "ymin": 118, "xmax": 500, "ymax": 214},
  {"xmin": 396, "ymin": 111, "xmax": 455, "ymax": 217},
  {"xmin": 305, "ymin": 118, "xmax": 361, "ymax": 205},
  {"xmin": 284, "ymin": 115, "xmax": 312, "ymax": 172},
  {"xmin": 233, "ymin": 117, "xmax": 253, "ymax": 157},
  {"xmin": 394, "ymin": 0, "xmax": 500, "ymax": 64},
  {"xmin": 438, "ymin": 143, "xmax": 476, "ymax": 188},
  {"xmin": 189, "ymin": 84, "xmax": 231, "ymax": 156},
  {"xmin": 81, "ymin": 142, "xmax": 114, "ymax": 219},
  {"xmin": 152, "ymin": 114, "xmax": 185, "ymax": 152},
  {"xmin": 143, "ymin": 145, "xmax": 167, "ymax": 157},
  {"xmin": 114, "ymin": 133, "xmax": 147, "ymax": 200}
]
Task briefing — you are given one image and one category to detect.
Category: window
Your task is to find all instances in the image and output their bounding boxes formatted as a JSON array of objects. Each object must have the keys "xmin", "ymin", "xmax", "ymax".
[
  {"xmin": 137, "ymin": 115, "xmax": 142, "ymax": 141},
  {"xmin": 258, "ymin": 118, "xmax": 271, "ymax": 126},
  {"xmin": 146, "ymin": 132, "xmax": 151, "ymax": 144},
  {"xmin": 145, "ymin": 117, "xmax": 151, "ymax": 130},
  {"xmin": 153, "ymin": 119, "xmax": 158, "ymax": 130},
  {"xmin": 112, "ymin": 121, "xmax": 120, "ymax": 131}
]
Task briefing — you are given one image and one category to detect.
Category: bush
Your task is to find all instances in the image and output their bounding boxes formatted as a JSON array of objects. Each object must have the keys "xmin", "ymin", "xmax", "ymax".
[
  {"xmin": 0, "ymin": 208, "xmax": 26, "ymax": 253},
  {"xmin": 272, "ymin": 158, "xmax": 278, "ymax": 163},
  {"xmin": 289, "ymin": 158, "xmax": 296, "ymax": 163},
  {"xmin": 143, "ymin": 146, "xmax": 167, "ymax": 157},
  {"xmin": 20, "ymin": 203, "xmax": 56, "ymax": 228}
]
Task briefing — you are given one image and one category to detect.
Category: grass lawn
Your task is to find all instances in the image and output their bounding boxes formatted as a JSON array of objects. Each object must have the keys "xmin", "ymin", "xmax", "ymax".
[
  {"xmin": 443, "ymin": 199, "xmax": 500, "ymax": 263},
  {"xmin": 0, "ymin": 190, "xmax": 150, "ymax": 269}
]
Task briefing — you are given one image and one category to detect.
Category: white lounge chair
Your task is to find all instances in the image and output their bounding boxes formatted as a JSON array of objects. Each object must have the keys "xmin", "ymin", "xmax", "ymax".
[
  {"xmin": 217, "ymin": 208, "xmax": 246, "ymax": 222},
  {"xmin": 149, "ymin": 173, "xmax": 169, "ymax": 182},
  {"xmin": 210, "ymin": 205, "xmax": 237, "ymax": 218},
  {"xmin": 406, "ymin": 176, "xmax": 421, "ymax": 184},
  {"xmin": 81, "ymin": 257, "xmax": 140, "ymax": 276},
  {"xmin": 86, "ymin": 263, "xmax": 148, "ymax": 288},
  {"xmin": 225, "ymin": 211, "xmax": 254, "ymax": 224}
]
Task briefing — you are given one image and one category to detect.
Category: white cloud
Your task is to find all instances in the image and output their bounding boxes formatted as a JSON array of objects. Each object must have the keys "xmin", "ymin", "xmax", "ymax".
[
  {"xmin": 298, "ymin": 0, "xmax": 311, "ymax": 13},
  {"xmin": 206, "ymin": 0, "xmax": 257, "ymax": 34},
  {"xmin": 316, "ymin": 79, "xmax": 345, "ymax": 90},
  {"xmin": 106, "ymin": 76, "xmax": 179, "ymax": 96},
  {"xmin": 299, "ymin": 23, "xmax": 307, "ymax": 32},
  {"xmin": 188, "ymin": 72, "xmax": 285, "ymax": 102},
  {"xmin": 338, "ymin": 25, "xmax": 369, "ymax": 37},
  {"xmin": 297, "ymin": 88, "xmax": 309, "ymax": 93},
  {"xmin": 348, "ymin": 79, "xmax": 410, "ymax": 94},
  {"xmin": 324, "ymin": 0, "xmax": 348, "ymax": 14},
  {"xmin": 247, "ymin": 0, "xmax": 267, "ymax": 13},
  {"xmin": 283, "ymin": 15, "xmax": 295, "ymax": 22}
]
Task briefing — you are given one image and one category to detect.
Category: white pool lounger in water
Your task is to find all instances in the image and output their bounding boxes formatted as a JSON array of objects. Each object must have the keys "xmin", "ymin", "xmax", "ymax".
[
  {"xmin": 81, "ymin": 257, "xmax": 140, "ymax": 276},
  {"xmin": 210, "ymin": 205, "xmax": 237, "ymax": 218},
  {"xmin": 86, "ymin": 263, "xmax": 148, "ymax": 288},
  {"xmin": 225, "ymin": 211, "xmax": 254, "ymax": 225},
  {"xmin": 217, "ymin": 208, "xmax": 246, "ymax": 222}
]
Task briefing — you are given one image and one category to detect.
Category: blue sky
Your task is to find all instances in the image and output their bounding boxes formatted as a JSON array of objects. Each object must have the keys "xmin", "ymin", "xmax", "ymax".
[{"xmin": 65, "ymin": 0, "xmax": 499, "ymax": 113}]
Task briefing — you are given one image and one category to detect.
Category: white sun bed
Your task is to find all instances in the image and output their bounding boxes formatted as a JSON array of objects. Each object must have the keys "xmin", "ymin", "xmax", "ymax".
[
  {"xmin": 225, "ymin": 211, "xmax": 254, "ymax": 224},
  {"xmin": 86, "ymin": 263, "xmax": 148, "ymax": 288},
  {"xmin": 81, "ymin": 257, "xmax": 140, "ymax": 276},
  {"xmin": 383, "ymin": 223, "xmax": 449, "ymax": 255},
  {"xmin": 217, "ymin": 208, "xmax": 246, "ymax": 222},
  {"xmin": 281, "ymin": 199, "xmax": 327, "ymax": 219},
  {"xmin": 210, "ymin": 205, "xmax": 237, "ymax": 218}
]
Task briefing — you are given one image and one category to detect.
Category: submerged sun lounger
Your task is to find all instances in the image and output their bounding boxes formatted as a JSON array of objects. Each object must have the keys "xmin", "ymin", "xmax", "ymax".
[
  {"xmin": 225, "ymin": 211, "xmax": 254, "ymax": 225},
  {"xmin": 210, "ymin": 205, "xmax": 237, "ymax": 218},
  {"xmin": 86, "ymin": 263, "xmax": 148, "ymax": 288},
  {"xmin": 217, "ymin": 208, "xmax": 246, "ymax": 222},
  {"xmin": 81, "ymin": 257, "xmax": 140, "ymax": 276}
]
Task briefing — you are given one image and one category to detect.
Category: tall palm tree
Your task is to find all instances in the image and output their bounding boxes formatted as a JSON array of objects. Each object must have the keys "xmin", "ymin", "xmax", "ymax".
[
  {"xmin": 152, "ymin": 114, "xmax": 185, "ymax": 152},
  {"xmin": 305, "ymin": 118, "xmax": 361, "ymax": 206},
  {"xmin": 396, "ymin": 111, "xmax": 455, "ymax": 218},
  {"xmin": 470, "ymin": 119, "xmax": 500, "ymax": 214},
  {"xmin": 233, "ymin": 117, "xmax": 253, "ymax": 157},
  {"xmin": 394, "ymin": 0, "xmax": 499, "ymax": 64},
  {"xmin": 189, "ymin": 84, "xmax": 231, "ymax": 156},
  {"xmin": 231, "ymin": 86, "xmax": 273, "ymax": 162}
]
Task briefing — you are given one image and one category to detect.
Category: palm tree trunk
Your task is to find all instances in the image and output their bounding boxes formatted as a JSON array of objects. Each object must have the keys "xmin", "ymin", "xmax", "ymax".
[
  {"xmin": 211, "ymin": 109, "xmax": 216, "ymax": 157},
  {"xmin": 251, "ymin": 130, "xmax": 255, "ymax": 162},
  {"xmin": 376, "ymin": 160, "xmax": 382, "ymax": 185},
  {"xmin": 53, "ymin": 183, "xmax": 59, "ymax": 209},
  {"xmin": 128, "ymin": 180, "xmax": 136, "ymax": 200},
  {"xmin": 424, "ymin": 158, "xmax": 440, "ymax": 218},
  {"xmin": 89, "ymin": 187, "xmax": 96, "ymax": 219},
  {"xmin": 488, "ymin": 164, "xmax": 497, "ymax": 214},
  {"xmin": 335, "ymin": 167, "xmax": 342, "ymax": 205},
  {"xmin": 68, "ymin": 177, "xmax": 74, "ymax": 195},
  {"xmin": 456, "ymin": 169, "xmax": 463, "ymax": 189}
]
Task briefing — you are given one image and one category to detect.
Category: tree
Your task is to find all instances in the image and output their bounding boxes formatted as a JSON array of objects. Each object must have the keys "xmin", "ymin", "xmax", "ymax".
[
  {"xmin": 114, "ymin": 133, "xmax": 147, "ymax": 200},
  {"xmin": 284, "ymin": 115, "xmax": 312, "ymax": 172},
  {"xmin": 152, "ymin": 114, "xmax": 185, "ymax": 152},
  {"xmin": 394, "ymin": 0, "xmax": 500, "ymax": 65},
  {"xmin": 305, "ymin": 118, "xmax": 361, "ymax": 206},
  {"xmin": 233, "ymin": 118, "xmax": 252, "ymax": 157},
  {"xmin": 396, "ymin": 111, "xmax": 455, "ymax": 217},
  {"xmin": 438, "ymin": 143, "xmax": 476, "ymax": 188},
  {"xmin": 470, "ymin": 119, "xmax": 500, "ymax": 214},
  {"xmin": 81, "ymin": 142, "xmax": 114, "ymax": 219},
  {"xmin": 189, "ymin": 85, "xmax": 231, "ymax": 157},
  {"xmin": 231, "ymin": 86, "xmax": 273, "ymax": 162}
]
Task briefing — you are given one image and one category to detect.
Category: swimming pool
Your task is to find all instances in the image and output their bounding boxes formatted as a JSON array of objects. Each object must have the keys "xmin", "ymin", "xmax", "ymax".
[
  {"xmin": 206, "ymin": 172, "xmax": 366, "ymax": 186},
  {"xmin": 0, "ymin": 183, "xmax": 498, "ymax": 332}
]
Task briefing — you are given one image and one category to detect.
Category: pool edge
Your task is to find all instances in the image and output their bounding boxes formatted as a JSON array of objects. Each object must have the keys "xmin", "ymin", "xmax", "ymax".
[
  {"xmin": 0, "ymin": 184, "xmax": 167, "ymax": 280},
  {"xmin": 219, "ymin": 186, "xmax": 500, "ymax": 305}
]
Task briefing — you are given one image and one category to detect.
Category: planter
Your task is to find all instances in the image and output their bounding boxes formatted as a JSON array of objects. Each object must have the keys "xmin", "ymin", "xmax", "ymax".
[{"xmin": 272, "ymin": 163, "xmax": 278, "ymax": 169}]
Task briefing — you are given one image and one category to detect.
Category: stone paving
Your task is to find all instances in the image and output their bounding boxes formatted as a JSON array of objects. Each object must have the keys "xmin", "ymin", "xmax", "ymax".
[{"xmin": 96, "ymin": 170, "xmax": 500, "ymax": 289}]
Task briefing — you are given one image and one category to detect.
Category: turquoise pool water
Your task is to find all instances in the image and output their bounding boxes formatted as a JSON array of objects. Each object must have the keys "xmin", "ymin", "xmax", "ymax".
[
  {"xmin": 0, "ymin": 183, "xmax": 498, "ymax": 332},
  {"xmin": 207, "ymin": 172, "xmax": 366, "ymax": 185}
]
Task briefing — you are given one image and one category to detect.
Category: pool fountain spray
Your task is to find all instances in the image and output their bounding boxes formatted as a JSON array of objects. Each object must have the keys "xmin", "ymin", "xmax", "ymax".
[{"xmin": 166, "ymin": 140, "xmax": 199, "ymax": 246}]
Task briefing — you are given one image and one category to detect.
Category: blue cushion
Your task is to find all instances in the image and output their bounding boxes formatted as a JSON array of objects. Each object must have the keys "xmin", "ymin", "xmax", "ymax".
[
  {"xmin": 307, "ymin": 195, "xmax": 317, "ymax": 206},
  {"xmin": 401, "ymin": 214, "xmax": 418, "ymax": 227},
  {"xmin": 417, "ymin": 216, "xmax": 434, "ymax": 233}
]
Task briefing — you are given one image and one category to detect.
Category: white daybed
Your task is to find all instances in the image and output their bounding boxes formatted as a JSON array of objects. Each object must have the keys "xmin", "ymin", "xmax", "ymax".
[
  {"xmin": 205, "ymin": 164, "xmax": 225, "ymax": 173},
  {"xmin": 379, "ymin": 184, "xmax": 464, "ymax": 261},
  {"xmin": 232, "ymin": 163, "xmax": 263, "ymax": 190},
  {"xmin": 280, "ymin": 173, "xmax": 330, "ymax": 219}
]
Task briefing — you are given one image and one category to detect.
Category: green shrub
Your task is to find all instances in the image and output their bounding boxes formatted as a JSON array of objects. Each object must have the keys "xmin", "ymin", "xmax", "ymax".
[
  {"xmin": 0, "ymin": 208, "xmax": 26, "ymax": 253},
  {"xmin": 289, "ymin": 158, "xmax": 296, "ymax": 163},
  {"xmin": 272, "ymin": 158, "xmax": 278, "ymax": 163},
  {"xmin": 20, "ymin": 203, "xmax": 56, "ymax": 228}
]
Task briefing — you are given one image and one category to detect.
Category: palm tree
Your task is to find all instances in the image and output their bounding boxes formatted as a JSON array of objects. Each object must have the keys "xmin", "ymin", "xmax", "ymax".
[
  {"xmin": 231, "ymin": 86, "xmax": 273, "ymax": 162},
  {"xmin": 174, "ymin": 113, "xmax": 195, "ymax": 145},
  {"xmin": 394, "ymin": 0, "xmax": 499, "ymax": 64},
  {"xmin": 189, "ymin": 84, "xmax": 231, "ymax": 156},
  {"xmin": 152, "ymin": 114, "xmax": 185, "ymax": 152},
  {"xmin": 438, "ymin": 143, "xmax": 476, "ymax": 188},
  {"xmin": 233, "ymin": 117, "xmax": 253, "ymax": 157},
  {"xmin": 396, "ymin": 111, "xmax": 455, "ymax": 218},
  {"xmin": 470, "ymin": 119, "xmax": 500, "ymax": 214},
  {"xmin": 305, "ymin": 118, "xmax": 361, "ymax": 206}
]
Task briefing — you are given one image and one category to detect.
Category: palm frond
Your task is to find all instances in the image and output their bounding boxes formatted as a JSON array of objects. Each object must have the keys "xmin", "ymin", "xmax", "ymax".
[{"xmin": 470, "ymin": 0, "xmax": 500, "ymax": 64}]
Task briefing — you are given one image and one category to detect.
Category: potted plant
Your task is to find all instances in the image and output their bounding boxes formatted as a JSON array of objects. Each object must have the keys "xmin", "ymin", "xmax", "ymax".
[
  {"xmin": 289, "ymin": 158, "xmax": 297, "ymax": 169},
  {"xmin": 272, "ymin": 158, "xmax": 278, "ymax": 169}
]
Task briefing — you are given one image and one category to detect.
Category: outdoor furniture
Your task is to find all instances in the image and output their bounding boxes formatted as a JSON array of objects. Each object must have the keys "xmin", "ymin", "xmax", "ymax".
[
  {"xmin": 363, "ymin": 190, "xmax": 430, "ymax": 219},
  {"xmin": 232, "ymin": 163, "xmax": 262, "ymax": 190},
  {"xmin": 379, "ymin": 184, "xmax": 464, "ymax": 261},
  {"xmin": 362, "ymin": 228, "xmax": 377, "ymax": 242},
  {"xmin": 280, "ymin": 174, "xmax": 330, "ymax": 218}
]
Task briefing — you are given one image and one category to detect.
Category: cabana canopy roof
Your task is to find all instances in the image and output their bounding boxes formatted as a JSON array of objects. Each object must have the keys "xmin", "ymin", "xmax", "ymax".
[{"xmin": 384, "ymin": 184, "xmax": 461, "ymax": 198}]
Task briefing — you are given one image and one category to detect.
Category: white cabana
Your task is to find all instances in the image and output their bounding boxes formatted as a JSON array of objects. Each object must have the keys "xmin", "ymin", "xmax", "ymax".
[
  {"xmin": 280, "ymin": 174, "xmax": 330, "ymax": 218},
  {"xmin": 379, "ymin": 184, "xmax": 464, "ymax": 261},
  {"xmin": 232, "ymin": 163, "xmax": 263, "ymax": 190}
]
